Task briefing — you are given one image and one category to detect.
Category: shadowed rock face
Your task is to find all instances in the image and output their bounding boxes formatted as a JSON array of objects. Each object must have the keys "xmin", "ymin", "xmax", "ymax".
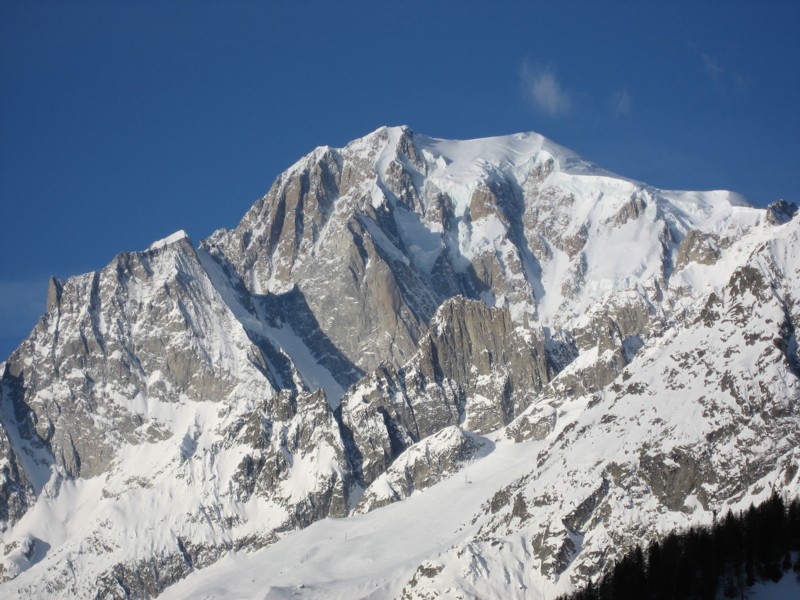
[
  {"xmin": 203, "ymin": 127, "xmax": 661, "ymax": 374},
  {"xmin": 1, "ymin": 126, "xmax": 797, "ymax": 598},
  {"xmin": 2, "ymin": 237, "xmax": 281, "ymax": 481},
  {"xmin": 339, "ymin": 297, "xmax": 557, "ymax": 492},
  {"xmin": 0, "ymin": 235, "xmax": 358, "ymax": 593},
  {"xmin": 0, "ymin": 419, "xmax": 32, "ymax": 529},
  {"xmin": 766, "ymin": 199, "xmax": 798, "ymax": 225},
  {"xmin": 355, "ymin": 426, "xmax": 493, "ymax": 514},
  {"xmin": 205, "ymin": 132, "xmax": 446, "ymax": 373}
]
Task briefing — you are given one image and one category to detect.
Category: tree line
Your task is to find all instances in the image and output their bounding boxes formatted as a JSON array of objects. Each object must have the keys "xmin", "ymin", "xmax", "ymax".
[{"xmin": 558, "ymin": 492, "xmax": 800, "ymax": 600}]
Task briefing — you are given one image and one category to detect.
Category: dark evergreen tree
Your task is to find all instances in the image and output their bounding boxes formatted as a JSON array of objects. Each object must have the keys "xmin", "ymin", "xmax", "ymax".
[{"xmin": 558, "ymin": 493, "xmax": 800, "ymax": 600}]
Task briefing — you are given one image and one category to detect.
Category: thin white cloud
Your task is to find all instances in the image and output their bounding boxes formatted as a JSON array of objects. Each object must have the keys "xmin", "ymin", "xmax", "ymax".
[
  {"xmin": 611, "ymin": 88, "xmax": 632, "ymax": 116},
  {"xmin": 520, "ymin": 60, "xmax": 572, "ymax": 117},
  {"xmin": 695, "ymin": 48, "xmax": 749, "ymax": 97},
  {"xmin": 701, "ymin": 53, "xmax": 723, "ymax": 80}
]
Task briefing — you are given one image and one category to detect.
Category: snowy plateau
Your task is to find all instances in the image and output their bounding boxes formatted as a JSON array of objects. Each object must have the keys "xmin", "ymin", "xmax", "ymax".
[{"xmin": 0, "ymin": 126, "xmax": 799, "ymax": 599}]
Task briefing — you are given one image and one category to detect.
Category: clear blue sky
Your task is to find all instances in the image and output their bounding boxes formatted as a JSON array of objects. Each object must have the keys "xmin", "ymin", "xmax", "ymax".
[{"xmin": 1, "ymin": 1, "xmax": 798, "ymax": 359}]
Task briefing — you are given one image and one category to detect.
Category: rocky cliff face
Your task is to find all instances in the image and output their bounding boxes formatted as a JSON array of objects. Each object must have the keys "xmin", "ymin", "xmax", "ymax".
[
  {"xmin": 0, "ymin": 233, "xmax": 356, "ymax": 595},
  {"xmin": 0, "ymin": 126, "xmax": 798, "ymax": 599},
  {"xmin": 400, "ymin": 219, "xmax": 800, "ymax": 597},
  {"xmin": 339, "ymin": 295, "xmax": 557, "ymax": 494}
]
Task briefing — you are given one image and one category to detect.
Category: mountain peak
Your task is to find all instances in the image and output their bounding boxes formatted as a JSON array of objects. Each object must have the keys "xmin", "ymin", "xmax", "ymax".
[
  {"xmin": 147, "ymin": 229, "xmax": 191, "ymax": 251},
  {"xmin": 1, "ymin": 127, "xmax": 796, "ymax": 600}
]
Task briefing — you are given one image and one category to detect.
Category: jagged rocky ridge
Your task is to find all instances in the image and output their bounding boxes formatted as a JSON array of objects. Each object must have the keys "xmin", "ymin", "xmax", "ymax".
[{"xmin": 0, "ymin": 126, "xmax": 798, "ymax": 598}]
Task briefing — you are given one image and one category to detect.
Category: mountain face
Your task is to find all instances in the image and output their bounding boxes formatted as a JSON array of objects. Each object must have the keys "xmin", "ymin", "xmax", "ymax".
[{"xmin": 0, "ymin": 126, "xmax": 798, "ymax": 598}]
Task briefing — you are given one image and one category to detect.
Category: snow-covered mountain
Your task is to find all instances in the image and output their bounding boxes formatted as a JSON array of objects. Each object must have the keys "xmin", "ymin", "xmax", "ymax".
[{"xmin": 0, "ymin": 126, "xmax": 798, "ymax": 598}]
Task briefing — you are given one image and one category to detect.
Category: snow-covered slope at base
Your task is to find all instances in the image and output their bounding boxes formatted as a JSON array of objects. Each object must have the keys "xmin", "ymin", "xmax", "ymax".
[{"xmin": 160, "ymin": 435, "xmax": 545, "ymax": 600}]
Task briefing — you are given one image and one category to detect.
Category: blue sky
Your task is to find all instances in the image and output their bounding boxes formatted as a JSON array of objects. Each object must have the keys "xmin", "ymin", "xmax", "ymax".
[{"xmin": 1, "ymin": 1, "xmax": 799, "ymax": 359}]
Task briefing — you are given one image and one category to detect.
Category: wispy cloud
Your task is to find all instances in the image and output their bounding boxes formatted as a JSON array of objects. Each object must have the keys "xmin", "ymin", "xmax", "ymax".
[
  {"xmin": 690, "ymin": 45, "xmax": 749, "ymax": 97},
  {"xmin": 520, "ymin": 60, "xmax": 572, "ymax": 117},
  {"xmin": 701, "ymin": 53, "xmax": 725, "ymax": 84},
  {"xmin": 611, "ymin": 88, "xmax": 632, "ymax": 116}
]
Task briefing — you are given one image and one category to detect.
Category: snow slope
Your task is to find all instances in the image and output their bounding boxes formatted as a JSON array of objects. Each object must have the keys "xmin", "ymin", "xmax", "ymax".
[{"xmin": 161, "ymin": 434, "xmax": 546, "ymax": 600}]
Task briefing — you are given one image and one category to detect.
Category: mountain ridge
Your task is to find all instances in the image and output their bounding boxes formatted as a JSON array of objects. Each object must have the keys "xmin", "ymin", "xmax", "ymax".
[{"xmin": 0, "ymin": 126, "xmax": 797, "ymax": 598}]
